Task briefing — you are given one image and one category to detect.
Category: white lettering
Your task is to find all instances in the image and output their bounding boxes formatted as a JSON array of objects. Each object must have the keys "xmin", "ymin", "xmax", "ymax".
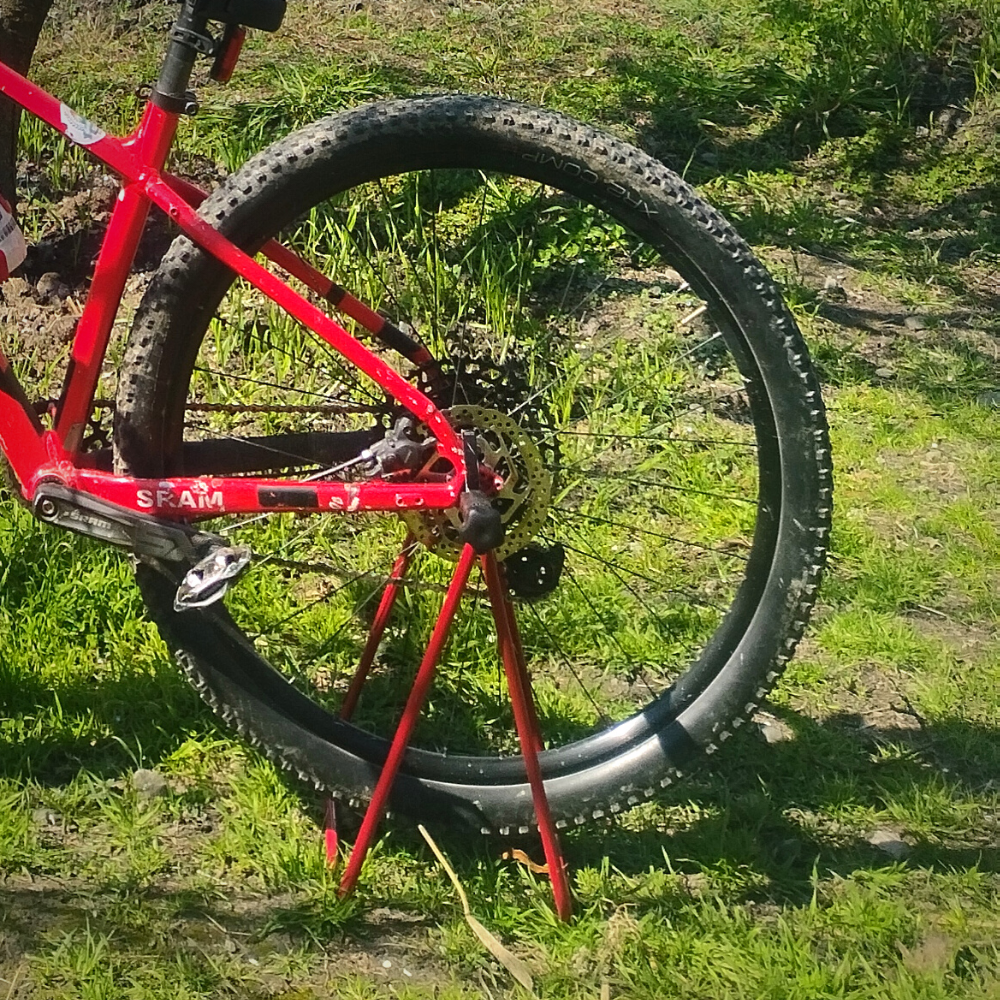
[{"xmin": 137, "ymin": 489, "xmax": 154, "ymax": 509}]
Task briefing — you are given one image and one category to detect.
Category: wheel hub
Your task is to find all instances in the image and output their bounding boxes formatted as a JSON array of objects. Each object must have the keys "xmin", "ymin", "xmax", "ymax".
[{"xmin": 403, "ymin": 404, "xmax": 551, "ymax": 560}]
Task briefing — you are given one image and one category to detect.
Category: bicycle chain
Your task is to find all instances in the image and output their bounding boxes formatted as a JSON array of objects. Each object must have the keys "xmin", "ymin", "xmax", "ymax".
[{"xmin": 88, "ymin": 398, "xmax": 382, "ymax": 417}]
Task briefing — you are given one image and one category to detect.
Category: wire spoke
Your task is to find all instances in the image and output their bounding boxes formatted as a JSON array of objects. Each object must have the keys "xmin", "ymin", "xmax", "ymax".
[
  {"xmin": 542, "ymin": 426, "xmax": 758, "ymax": 451},
  {"xmin": 521, "ymin": 601, "xmax": 611, "ymax": 727},
  {"xmin": 208, "ymin": 305, "xmax": 387, "ymax": 407},
  {"xmin": 541, "ymin": 532, "xmax": 726, "ymax": 613},
  {"xmin": 552, "ymin": 469, "xmax": 757, "ymax": 505},
  {"xmin": 561, "ymin": 563, "xmax": 659, "ymax": 700},
  {"xmin": 192, "ymin": 364, "xmax": 380, "ymax": 408},
  {"xmin": 554, "ymin": 523, "xmax": 701, "ymax": 647},
  {"xmin": 553, "ymin": 506, "xmax": 751, "ymax": 563}
]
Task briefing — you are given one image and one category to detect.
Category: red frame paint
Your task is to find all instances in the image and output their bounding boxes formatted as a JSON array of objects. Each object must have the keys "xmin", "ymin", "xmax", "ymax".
[
  {"xmin": 0, "ymin": 60, "xmax": 466, "ymax": 519},
  {"xmin": 1, "ymin": 52, "xmax": 577, "ymax": 919}
]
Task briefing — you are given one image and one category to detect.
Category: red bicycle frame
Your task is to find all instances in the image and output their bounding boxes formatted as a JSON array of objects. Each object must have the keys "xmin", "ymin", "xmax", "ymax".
[
  {"xmin": 0, "ymin": 16, "xmax": 576, "ymax": 918},
  {"xmin": 0, "ymin": 60, "xmax": 466, "ymax": 520}
]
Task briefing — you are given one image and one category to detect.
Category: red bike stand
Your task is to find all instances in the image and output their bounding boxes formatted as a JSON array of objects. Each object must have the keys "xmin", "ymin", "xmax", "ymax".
[{"xmin": 332, "ymin": 543, "xmax": 573, "ymax": 921}]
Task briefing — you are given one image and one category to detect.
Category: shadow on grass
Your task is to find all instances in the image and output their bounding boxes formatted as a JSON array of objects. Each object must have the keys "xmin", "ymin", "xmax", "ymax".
[
  {"xmin": 561, "ymin": 707, "xmax": 1000, "ymax": 908},
  {"xmin": 3, "ymin": 682, "xmax": 1000, "ymax": 955},
  {"xmin": 0, "ymin": 662, "xmax": 208, "ymax": 786},
  {"xmin": 0, "ymin": 879, "xmax": 434, "ymax": 988},
  {"xmin": 347, "ymin": 707, "xmax": 1000, "ymax": 914},
  {"xmin": 591, "ymin": 2, "xmax": 1000, "ymax": 381},
  {"xmin": 600, "ymin": 0, "xmax": 986, "ymax": 178}
]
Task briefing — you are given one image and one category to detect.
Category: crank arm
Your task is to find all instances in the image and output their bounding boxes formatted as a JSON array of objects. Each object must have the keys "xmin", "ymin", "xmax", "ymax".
[
  {"xmin": 33, "ymin": 482, "xmax": 253, "ymax": 611},
  {"xmin": 33, "ymin": 481, "xmax": 222, "ymax": 562}
]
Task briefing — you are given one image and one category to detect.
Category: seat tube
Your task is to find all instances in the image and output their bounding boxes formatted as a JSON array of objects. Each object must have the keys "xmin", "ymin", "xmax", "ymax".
[
  {"xmin": 54, "ymin": 104, "xmax": 180, "ymax": 452},
  {"xmin": 54, "ymin": 5, "xmax": 209, "ymax": 452}
]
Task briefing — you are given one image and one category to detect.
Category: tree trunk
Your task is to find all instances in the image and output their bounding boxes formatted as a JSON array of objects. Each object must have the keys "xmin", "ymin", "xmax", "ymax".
[{"xmin": 0, "ymin": 0, "xmax": 56, "ymax": 212}]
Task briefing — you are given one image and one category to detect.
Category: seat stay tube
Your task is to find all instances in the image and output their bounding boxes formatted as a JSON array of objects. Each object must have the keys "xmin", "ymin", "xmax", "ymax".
[{"xmin": 137, "ymin": 173, "xmax": 465, "ymax": 479}]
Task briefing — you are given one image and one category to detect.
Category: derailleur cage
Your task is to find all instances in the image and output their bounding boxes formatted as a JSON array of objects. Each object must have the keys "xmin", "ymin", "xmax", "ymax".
[
  {"xmin": 503, "ymin": 542, "xmax": 565, "ymax": 600},
  {"xmin": 361, "ymin": 415, "xmax": 438, "ymax": 477}
]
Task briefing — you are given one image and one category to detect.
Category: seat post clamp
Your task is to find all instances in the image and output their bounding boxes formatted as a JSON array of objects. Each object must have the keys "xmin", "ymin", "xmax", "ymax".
[
  {"xmin": 150, "ymin": 87, "xmax": 200, "ymax": 116},
  {"xmin": 170, "ymin": 24, "xmax": 217, "ymax": 56}
]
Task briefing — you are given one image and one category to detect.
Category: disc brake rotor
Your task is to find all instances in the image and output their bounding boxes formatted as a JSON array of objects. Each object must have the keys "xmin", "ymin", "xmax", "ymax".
[{"xmin": 402, "ymin": 404, "xmax": 551, "ymax": 561}]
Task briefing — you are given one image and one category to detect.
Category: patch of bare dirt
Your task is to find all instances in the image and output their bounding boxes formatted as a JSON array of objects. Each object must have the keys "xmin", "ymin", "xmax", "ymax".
[
  {"xmin": 768, "ymin": 248, "xmax": 1000, "ymax": 384},
  {"xmin": 2, "ymin": 176, "xmax": 175, "ymax": 379},
  {"xmin": 903, "ymin": 610, "xmax": 998, "ymax": 659},
  {"xmin": 822, "ymin": 663, "xmax": 925, "ymax": 740},
  {"xmin": 0, "ymin": 873, "xmax": 456, "ymax": 993},
  {"xmin": 877, "ymin": 439, "xmax": 971, "ymax": 502},
  {"xmin": 775, "ymin": 249, "xmax": 937, "ymax": 337}
]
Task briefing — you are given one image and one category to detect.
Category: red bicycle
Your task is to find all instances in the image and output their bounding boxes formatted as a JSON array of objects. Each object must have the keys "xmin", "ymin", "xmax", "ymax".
[{"xmin": 1, "ymin": 0, "xmax": 832, "ymax": 891}]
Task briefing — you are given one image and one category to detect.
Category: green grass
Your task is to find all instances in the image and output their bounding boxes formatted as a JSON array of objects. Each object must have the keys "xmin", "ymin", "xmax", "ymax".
[{"xmin": 4, "ymin": 0, "xmax": 1000, "ymax": 997}]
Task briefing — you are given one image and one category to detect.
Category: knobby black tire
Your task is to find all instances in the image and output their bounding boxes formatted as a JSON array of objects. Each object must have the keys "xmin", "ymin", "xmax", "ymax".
[{"xmin": 114, "ymin": 95, "xmax": 832, "ymax": 833}]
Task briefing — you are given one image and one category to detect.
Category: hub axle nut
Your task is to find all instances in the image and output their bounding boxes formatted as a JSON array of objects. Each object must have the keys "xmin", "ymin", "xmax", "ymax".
[{"xmin": 457, "ymin": 491, "xmax": 504, "ymax": 553}]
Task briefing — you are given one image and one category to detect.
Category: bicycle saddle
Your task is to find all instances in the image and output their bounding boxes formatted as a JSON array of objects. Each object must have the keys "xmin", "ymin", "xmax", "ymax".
[{"xmin": 192, "ymin": 0, "xmax": 286, "ymax": 32}]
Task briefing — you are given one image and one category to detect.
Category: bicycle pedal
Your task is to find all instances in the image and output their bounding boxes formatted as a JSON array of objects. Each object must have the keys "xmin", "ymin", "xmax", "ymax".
[{"xmin": 174, "ymin": 544, "xmax": 252, "ymax": 611}]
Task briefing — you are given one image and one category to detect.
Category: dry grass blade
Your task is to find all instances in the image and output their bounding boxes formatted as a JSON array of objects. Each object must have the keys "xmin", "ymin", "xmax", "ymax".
[
  {"xmin": 418, "ymin": 824, "xmax": 537, "ymax": 996},
  {"xmin": 502, "ymin": 847, "xmax": 549, "ymax": 874},
  {"xmin": 4, "ymin": 965, "xmax": 24, "ymax": 1000}
]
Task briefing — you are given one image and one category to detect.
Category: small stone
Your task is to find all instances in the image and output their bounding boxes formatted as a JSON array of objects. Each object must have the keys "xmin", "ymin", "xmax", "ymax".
[
  {"xmin": 35, "ymin": 272, "xmax": 70, "ymax": 303},
  {"xmin": 821, "ymin": 275, "xmax": 847, "ymax": 300},
  {"xmin": 32, "ymin": 807, "xmax": 59, "ymax": 826},
  {"xmin": 753, "ymin": 711, "xmax": 794, "ymax": 743},
  {"xmin": 904, "ymin": 315, "xmax": 927, "ymax": 331},
  {"xmin": 874, "ymin": 367, "xmax": 895, "ymax": 379},
  {"xmin": 868, "ymin": 828, "xmax": 912, "ymax": 860},
  {"xmin": 49, "ymin": 315, "xmax": 77, "ymax": 343},
  {"xmin": 382, "ymin": 960, "xmax": 392, "ymax": 969},
  {"xmin": 132, "ymin": 768, "xmax": 169, "ymax": 798}
]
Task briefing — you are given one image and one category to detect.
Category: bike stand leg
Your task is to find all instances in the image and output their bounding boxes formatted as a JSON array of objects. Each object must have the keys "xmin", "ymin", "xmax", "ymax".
[
  {"xmin": 341, "ymin": 535, "xmax": 415, "ymax": 720},
  {"xmin": 325, "ymin": 536, "xmax": 415, "ymax": 865},
  {"xmin": 338, "ymin": 543, "xmax": 477, "ymax": 898},
  {"xmin": 481, "ymin": 554, "xmax": 573, "ymax": 922}
]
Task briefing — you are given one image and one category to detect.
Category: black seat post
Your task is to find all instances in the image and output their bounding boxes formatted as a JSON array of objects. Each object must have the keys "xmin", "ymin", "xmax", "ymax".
[{"xmin": 152, "ymin": 1, "xmax": 214, "ymax": 114}]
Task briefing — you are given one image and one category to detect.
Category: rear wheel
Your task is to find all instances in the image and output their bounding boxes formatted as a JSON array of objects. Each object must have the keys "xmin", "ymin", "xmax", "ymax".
[{"xmin": 115, "ymin": 96, "xmax": 831, "ymax": 832}]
